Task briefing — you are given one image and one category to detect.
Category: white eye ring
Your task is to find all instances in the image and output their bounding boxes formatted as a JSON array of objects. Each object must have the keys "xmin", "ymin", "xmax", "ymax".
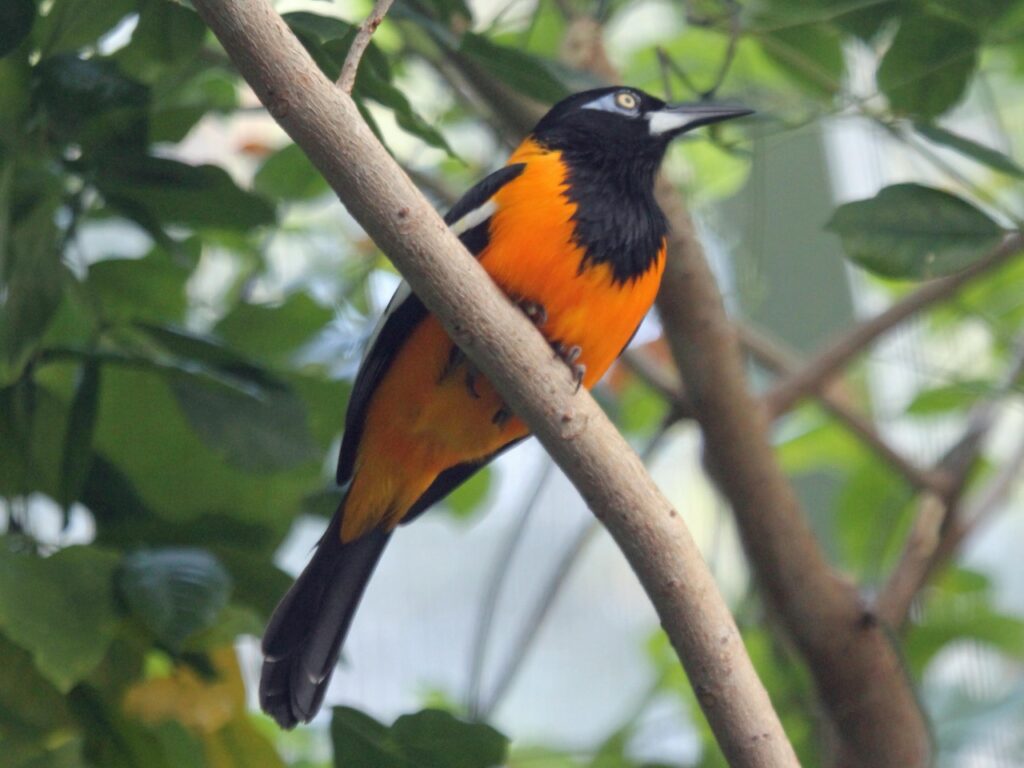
[{"xmin": 615, "ymin": 91, "xmax": 639, "ymax": 111}]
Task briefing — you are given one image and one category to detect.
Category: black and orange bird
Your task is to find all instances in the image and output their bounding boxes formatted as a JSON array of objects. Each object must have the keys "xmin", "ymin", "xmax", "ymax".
[{"xmin": 259, "ymin": 86, "xmax": 751, "ymax": 728}]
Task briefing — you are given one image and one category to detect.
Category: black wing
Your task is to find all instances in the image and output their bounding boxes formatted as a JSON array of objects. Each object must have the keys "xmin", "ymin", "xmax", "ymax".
[{"xmin": 336, "ymin": 163, "xmax": 527, "ymax": 485}]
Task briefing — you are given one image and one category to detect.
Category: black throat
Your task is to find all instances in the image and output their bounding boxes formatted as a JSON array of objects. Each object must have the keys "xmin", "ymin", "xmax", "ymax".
[{"xmin": 553, "ymin": 142, "xmax": 668, "ymax": 284}]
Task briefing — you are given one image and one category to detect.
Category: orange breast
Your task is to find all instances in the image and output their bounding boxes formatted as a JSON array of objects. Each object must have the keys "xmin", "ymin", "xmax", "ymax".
[{"xmin": 340, "ymin": 139, "xmax": 665, "ymax": 541}]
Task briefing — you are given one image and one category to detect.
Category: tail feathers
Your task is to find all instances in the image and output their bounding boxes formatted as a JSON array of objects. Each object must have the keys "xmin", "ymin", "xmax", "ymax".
[{"xmin": 260, "ymin": 515, "xmax": 390, "ymax": 729}]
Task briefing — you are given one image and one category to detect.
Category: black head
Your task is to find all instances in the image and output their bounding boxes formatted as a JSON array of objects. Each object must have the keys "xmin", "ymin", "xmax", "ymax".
[{"xmin": 533, "ymin": 86, "xmax": 752, "ymax": 175}]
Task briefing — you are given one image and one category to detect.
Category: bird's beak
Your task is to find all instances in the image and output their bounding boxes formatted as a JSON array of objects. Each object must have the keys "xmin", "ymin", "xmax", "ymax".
[{"xmin": 647, "ymin": 102, "xmax": 754, "ymax": 137}]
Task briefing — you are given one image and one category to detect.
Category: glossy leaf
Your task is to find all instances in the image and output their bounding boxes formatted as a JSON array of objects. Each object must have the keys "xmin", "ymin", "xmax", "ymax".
[
  {"xmin": 119, "ymin": 549, "xmax": 232, "ymax": 652},
  {"xmin": 0, "ymin": 546, "xmax": 121, "ymax": 692},
  {"xmin": 826, "ymin": 184, "xmax": 1004, "ymax": 279}
]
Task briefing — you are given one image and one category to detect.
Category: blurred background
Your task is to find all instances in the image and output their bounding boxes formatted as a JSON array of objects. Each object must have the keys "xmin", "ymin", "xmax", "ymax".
[{"xmin": 1, "ymin": 0, "xmax": 1023, "ymax": 765}]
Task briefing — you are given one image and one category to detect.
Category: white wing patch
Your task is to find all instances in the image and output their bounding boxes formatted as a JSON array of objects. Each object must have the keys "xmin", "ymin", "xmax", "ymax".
[{"xmin": 448, "ymin": 198, "xmax": 497, "ymax": 236}]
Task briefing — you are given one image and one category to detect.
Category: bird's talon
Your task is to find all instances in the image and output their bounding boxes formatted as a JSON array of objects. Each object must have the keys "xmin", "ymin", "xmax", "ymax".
[{"xmin": 518, "ymin": 299, "xmax": 548, "ymax": 326}]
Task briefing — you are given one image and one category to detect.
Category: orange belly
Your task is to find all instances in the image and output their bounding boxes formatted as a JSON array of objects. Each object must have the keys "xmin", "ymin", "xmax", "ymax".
[{"xmin": 341, "ymin": 140, "xmax": 665, "ymax": 541}]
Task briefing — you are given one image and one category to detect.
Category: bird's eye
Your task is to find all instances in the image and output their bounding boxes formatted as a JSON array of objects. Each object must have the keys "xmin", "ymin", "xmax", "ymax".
[{"xmin": 614, "ymin": 91, "xmax": 639, "ymax": 111}]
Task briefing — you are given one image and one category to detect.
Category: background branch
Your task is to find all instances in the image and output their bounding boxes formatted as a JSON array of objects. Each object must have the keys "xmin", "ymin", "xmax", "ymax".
[
  {"xmin": 336, "ymin": 0, "xmax": 395, "ymax": 93},
  {"xmin": 190, "ymin": 0, "xmax": 797, "ymax": 763}
]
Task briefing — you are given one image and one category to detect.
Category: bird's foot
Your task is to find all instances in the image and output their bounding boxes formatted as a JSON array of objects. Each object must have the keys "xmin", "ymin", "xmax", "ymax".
[
  {"xmin": 553, "ymin": 343, "xmax": 585, "ymax": 392},
  {"xmin": 517, "ymin": 299, "xmax": 548, "ymax": 327}
]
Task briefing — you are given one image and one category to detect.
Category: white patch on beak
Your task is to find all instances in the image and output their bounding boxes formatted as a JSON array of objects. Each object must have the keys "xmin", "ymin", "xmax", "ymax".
[{"xmin": 647, "ymin": 110, "xmax": 692, "ymax": 136}]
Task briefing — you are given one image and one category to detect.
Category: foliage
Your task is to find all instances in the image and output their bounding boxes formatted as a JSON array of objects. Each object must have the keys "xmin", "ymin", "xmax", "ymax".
[{"xmin": 1, "ymin": 0, "xmax": 1023, "ymax": 765}]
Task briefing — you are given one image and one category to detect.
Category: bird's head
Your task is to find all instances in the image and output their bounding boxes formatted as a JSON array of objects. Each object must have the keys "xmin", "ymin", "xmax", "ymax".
[{"xmin": 532, "ymin": 86, "xmax": 752, "ymax": 173}]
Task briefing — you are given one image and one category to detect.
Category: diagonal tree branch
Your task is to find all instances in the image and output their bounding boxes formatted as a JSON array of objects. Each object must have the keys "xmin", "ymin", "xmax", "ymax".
[
  {"xmin": 765, "ymin": 233, "xmax": 1024, "ymax": 417},
  {"xmin": 190, "ymin": 0, "xmax": 797, "ymax": 764}
]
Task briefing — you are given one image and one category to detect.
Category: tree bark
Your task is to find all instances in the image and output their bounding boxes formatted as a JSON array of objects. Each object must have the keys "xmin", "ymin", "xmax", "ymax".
[{"xmin": 190, "ymin": 0, "xmax": 798, "ymax": 764}]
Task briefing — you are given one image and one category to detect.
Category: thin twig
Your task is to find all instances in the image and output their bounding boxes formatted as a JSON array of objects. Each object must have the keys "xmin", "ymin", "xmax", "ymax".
[
  {"xmin": 703, "ymin": 0, "xmax": 741, "ymax": 99},
  {"xmin": 877, "ymin": 335, "xmax": 1024, "ymax": 627},
  {"xmin": 875, "ymin": 494, "xmax": 945, "ymax": 625},
  {"xmin": 466, "ymin": 459, "xmax": 555, "ymax": 718},
  {"xmin": 740, "ymin": 323, "xmax": 945, "ymax": 492},
  {"xmin": 765, "ymin": 233, "xmax": 1024, "ymax": 417},
  {"xmin": 336, "ymin": 0, "xmax": 395, "ymax": 94}
]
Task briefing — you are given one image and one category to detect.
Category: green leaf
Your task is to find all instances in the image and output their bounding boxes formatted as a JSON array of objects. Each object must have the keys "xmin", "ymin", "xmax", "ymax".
[
  {"xmin": 34, "ymin": 54, "xmax": 150, "ymax": 150},
  {"xmin": 0, "ymin": 195, "xmax": 62, "ymax": 376},
  {"xmin": 332, "ymin": 707, "xmax": 412, "ymax": 768},
  {"xmin": 58, "ymin": 359, "xmax": 100, "ymax": 508},
  {"xmin": 0, "ymin": 631, "xmax": 75, "ymax": 735},
  {"xmin": 86, "ymin": 253, "xmax": 190, "ymax": 325},
  {"xmin": 757, "ymin": 21, "xmax": 843, "ymax": 96},
  {"xmin": 214, "ymin": 292, "xmax": 333, "ymax": 367},
  {"xmin": 118, "ymin": 548, "xmax": 232, "ymax": 653},
  {"xmin": 0, "ymin": 545, "xmax": 121, "ymax": 692},
  {"xmin": 877, "ymin": 12, "xmax": 979, "ymax": 118},
  {"xmin": 391, "ymin": 709, "xmax": 509, "ymax": 768},
  {"xmin": 457, "ymin": 32, "xmax": 569, "ymax": 104},
  {"xmin": 254, "ymin": 143, "xmax": 329, "ymax": 202},
  {"xmin": 116, "ymin": 0, "xmax": 206, "ymax": 73},
  {"xmin": 826, "ymin": 184, "xmax": 1004, "ymax": 279},
  {"xmin": 35, "ymin": 0, "xmax": 134, "ymax": 56},
  {"xmin": 95, "ymin": 155, "xmax": 274, "ymax": 232},
  {"xmin": 168, "ymin": 372, "xmax": 319, "ymax": 473},
  {"xmin": 914, "ymin": 122, "xmax": 1024, "ymax": 179},
  {"xmin": 905, "ymin": 380, "xmax": 991, "ymax": 415},
  {"xmin": 444, "ymin": 467, "xmax": 491, "ymax": 519},
  {"xmin": 331, "ymin": 707, "xmax": 509, "ymax": 768},
  {"xmin": 0, "ymin": 0, "xmax": 35, "ymax": 59}
]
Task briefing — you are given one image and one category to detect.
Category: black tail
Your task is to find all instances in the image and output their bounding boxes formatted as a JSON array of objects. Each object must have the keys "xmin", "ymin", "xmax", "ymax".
[{"xmin": 259, "ymin": 509, "xmax": 390, "ymax": 729}]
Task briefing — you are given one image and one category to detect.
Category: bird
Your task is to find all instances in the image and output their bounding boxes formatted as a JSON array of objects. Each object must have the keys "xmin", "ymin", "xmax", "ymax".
[{"xmin": 259, "ymin": 86, "xmax": 752, "ymax": 728}]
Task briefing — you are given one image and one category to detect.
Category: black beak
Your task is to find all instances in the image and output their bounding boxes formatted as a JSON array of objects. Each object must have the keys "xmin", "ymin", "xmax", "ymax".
[{"xmin": 647, "ymin": 101, "xmax": 754, "ymax": 137}]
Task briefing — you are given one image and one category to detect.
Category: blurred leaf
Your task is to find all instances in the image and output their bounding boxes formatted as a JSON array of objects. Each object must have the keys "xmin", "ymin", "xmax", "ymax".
[
  {"xmin": 169, "ymin": 373, "xmax": 319, "ymax": 473},
  {"xmin": 118, "ymin": 549, "xmax": 232, "ymax": 653},
  {"xmin": 0, "ymin": 545, "xmax": 121, "ymax": 692},
  {"xmin": 0, "ymin": 0, "xmax": 35, "ymax": 59},
  {"xmin": 0, "ymin": 632, "xmax": 75, "ymax": 735},
  {"xmin": 202, "ymin": 713, "xmax": 286, "ymax": 768},
  {"xmin": 0, "ymin": 379, "xmax": 69, "ymax": 497},
  {"xmin": 332, "ymin": 707, "xmax": 509, "ymax": 768},
  {"xmin": 96, "ymin": 155, "xmax": 274, "ymax": 232},
  {"xmin": 58, "ymin": 359, "xmax": 100, "ymax": 508},
  {"xmin": 92, "ymin": 366, "xmax": 312, "ymax": 526},
  {"xmin": 124, "ymin": 646, "xmax": 243, "ymax": 732},
  {"xmin": 86, "ymin": 254, "xmax": 189, "ymax": 324},
  {"xmin": 0, "ymin": 195, "xmax": 62, "ymax": 378},
  {"xmin": 392, "ymin": 709, "xmax": 509, "ymax": 768},
  {"xmin": 757, "ymin": 21, "xmax": 843, "ymax": 96},
  {"xmin": 254, "ymin": 143, "xmax": 329, "ymax": 202},
  {"xmin": 877, "ymin": 12, "xmax": 979, "ymax": 118},
  {"xmin": 35, "ymin": 54, "xmax": 150, "ymax": 150},
  {"xmin": 907, "ymin": 592, "xmax": 1024, "ymax": 674},
  {"xmin": 116, "ymin": 0, "xmax": 206, "ymax": 74},
  {"xmin": 826, "ymin": 184, "xmax": 1004, "ymax": 279},
  {"xmin": 444, "ymin": 466, "xmax": 491, "ymax": 519},
  {"xmin": 457, "ymin": 32, "xmax": 569, "ymax": 104},
  {"xmin": 35, "ymin": 0, "xmax": 133, "ymax": 56},
  {"xmin": 914, "ymin": 122, "xmax": 1024, "ymax": 179},
  {"xmin": 2, "ymin": 734, "xmax": 86, "ymax": 768},
  {"xmin": 215, "ymin": 292, "xmax": 333, "ymax": 367},
  {"xmin": 905, "ymin": 380, "xmax": 991, "ymax": 415}
]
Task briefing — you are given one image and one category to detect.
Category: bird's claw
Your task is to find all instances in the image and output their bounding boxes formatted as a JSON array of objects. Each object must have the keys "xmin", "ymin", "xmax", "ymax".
[
  {"xmin": 554, "ymin": 343, "xmax": 585, "ymax": 392},
  {"xmin": 518, "ymin": 299, "xmax": 548, "ymax": 327}
]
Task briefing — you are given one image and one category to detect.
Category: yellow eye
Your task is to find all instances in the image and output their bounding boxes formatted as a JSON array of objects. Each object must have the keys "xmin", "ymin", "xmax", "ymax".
[{"xmin": 615, "ymin": 91, "xmax": 639, "ymax": 111}]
